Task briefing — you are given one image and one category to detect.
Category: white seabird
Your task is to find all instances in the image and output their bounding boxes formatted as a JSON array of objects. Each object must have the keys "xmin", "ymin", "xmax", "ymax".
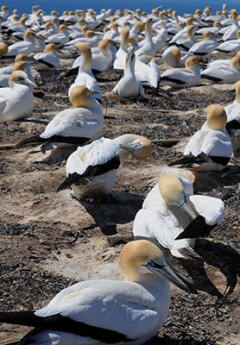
[
  {"xmin": 0, "ymin": 61, "xmax": 27, "ymax": 87},
  {"xmin": 201, "ymin": 55, "xmax": 240, "ymax": 84},
  {"xmin": 72, "ymin": 39, "xmax": 113, "ymax": 74},
  {"xmin": 33, "ymin": 43, "xmax": 60, "ymax": 69},
  {"xmin": 188, "ymin": 31, "xmax": 217, "ymax": 59},
  {"xmin": 162, "ymin": 46, "xmax": 183, "ymax": 68},
  {"xmin": 225, "ymin": 80, "xmax": 240, "ymax": 130},
  {"xmin": 112, "ymin": 49, "xmax": 144, "ymax": 98},
  {"xmin": 0, "ymin": 239, "xmax": 189, "ymax": 345},
  {"xmin": 57, "ymin": 134, "xmax": 152, "ymax": 200},
  {"xmin": 17, "ymin": 86, "xmax": 103, "ymax": 152},
  {"xmin": 46, "ymin": 24, "xmax": 69, "ymax": 45},
  {"xmin": 135, "ymin": 18, "xmax": 156, "ymax": 60},
  {"xmin": 5, "ymin": 29, "xmax": 37, "ymax": 57},
  {"xmin": 68, "ymin": 43, "xmax": 102, "ymax": 101},
  {"xmin": 215, "ymin": 30, "xmax": 240, "ymax": 55},
  {"xmin": 160, "ymin": 56, "xmax": 200, "ymax": 88},
  {"xmin": 113, "ymin": 27, "xmax": 130, "ymax": 71},
  {"xmin": 169, "ymin": 104, "xmax": 233, "ymax": 171},
  {"xmin": 0, "ymin": 70, "xmax": 36, "ymax": 122},
  {"xmin": 133, "ymin": 173, "xmax": 225, "ymax": 259}
]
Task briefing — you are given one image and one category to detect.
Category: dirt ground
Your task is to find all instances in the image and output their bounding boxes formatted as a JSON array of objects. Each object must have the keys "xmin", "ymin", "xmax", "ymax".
[{"xmin": 0, "ymin": 45, "xmax": 240, "ymax": 344}]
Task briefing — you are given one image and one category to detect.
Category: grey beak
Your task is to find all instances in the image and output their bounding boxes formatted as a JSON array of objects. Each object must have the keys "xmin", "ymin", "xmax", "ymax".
[{"xmin": 144, "ymin": 262, "xmax": 191, "ymax": 293}]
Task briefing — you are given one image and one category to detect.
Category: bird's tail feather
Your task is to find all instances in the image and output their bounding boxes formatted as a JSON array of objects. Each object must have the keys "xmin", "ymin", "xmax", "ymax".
[{"xmin": 16, "ymin": 135, "xmax": 45, "ymax": 148}]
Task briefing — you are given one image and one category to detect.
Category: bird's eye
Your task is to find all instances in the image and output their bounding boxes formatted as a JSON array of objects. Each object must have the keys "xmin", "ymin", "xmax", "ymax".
[{"xmin": 147, "ymin": 259, "xmax": 155, "ymax": 267}]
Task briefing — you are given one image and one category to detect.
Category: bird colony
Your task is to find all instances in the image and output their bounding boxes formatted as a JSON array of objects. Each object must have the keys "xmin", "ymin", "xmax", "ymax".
[{"xmin": 0, "ymin": 4, "xmax": 240, "ymax": 345}]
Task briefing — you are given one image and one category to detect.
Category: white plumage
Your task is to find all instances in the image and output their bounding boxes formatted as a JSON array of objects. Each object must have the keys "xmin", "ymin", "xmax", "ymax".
[
  {"xmin": 160, "ymin": 56, "xmax": 200, "ymax": 88},
  {"xmin": 112, "ymin": 49, "xmax": 144, "ymax": 98},
  {"xmin": 133, "ymin": 174, "xmax": 225, "ymax": 258},
  {"xmin": 169, "ymin": 104, "xmax": 233, "ymax": 171},
  {"xmin": 0, "ymin": 70, "xmax": 36, "ymax": 122},
  {"xmin": 201, "ymin": 55, "xmax": 240, "ymax": 84},
  {"xmin": 33, "ymin": 43, "xmax": 60, "ymax": 69},
  {"xmin": 57, "ymin": 134, "xmax": 152, "ymax": 199},
  {"xmin": 0, "ymin": 239, "xmax": 189, "ymax": 345}
]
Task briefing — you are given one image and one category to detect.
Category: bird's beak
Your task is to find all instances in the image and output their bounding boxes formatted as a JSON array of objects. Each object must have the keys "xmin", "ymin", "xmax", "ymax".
[
  {"xmin": 25, "ymin": 78, "xmax": 37, "ymax": 88},
  {"xmin": 180, "ymin": 197, "xmax": 198, "ymax": 220},
  {"xmin": 144, "ymin": 261, "xmax": 190, "ymax": 293},
  {"xmin": 88, "ymin": 90, "xmax": 99, "ymax": 96}
]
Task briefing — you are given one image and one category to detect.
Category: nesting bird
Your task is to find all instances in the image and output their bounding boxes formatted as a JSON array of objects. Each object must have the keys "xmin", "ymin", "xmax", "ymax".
[
  {"xmin": 57, "ymin": 134, "xmax": 152, "ymax": 200},
  {"xmin": 160, "ymin": 56, "xmax": 200, "ymax": 88},
  {"xmin": 33, "ymin": 43, "xmax": 60, "ymax": 69},
  {"xmin": 188, "ymin": 31, "xmax": 217, "ymax": 59},
  {"xmin": 0, "ymin": 239, "xmax": 189, "ymax": 345},
  {"xmin": 201, "ymin": 55, "xmax": 240, "ymax": 84},
  {"xmin": 0, "ymin": 70, "xmax": 36, "ymax": 122},
  {"xmin": 17, "ymin": 86, "xmax": 103, "ymax": 152},
  {"xmin": 169, "ymin": 104, "xmax": 233, "ymax": 171},
  {"xmin": 133, "ymin": 173, "xmax": 225, "ymax": 259},
  {"xmin": 5, "ymin": 29, "xmax": 36, "ymax": 56}
]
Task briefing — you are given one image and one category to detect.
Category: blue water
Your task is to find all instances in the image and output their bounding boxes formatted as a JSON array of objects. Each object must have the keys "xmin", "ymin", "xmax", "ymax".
[{"xmin": 3, "ymin": 0, "xmax": 240, "ymax": 16}]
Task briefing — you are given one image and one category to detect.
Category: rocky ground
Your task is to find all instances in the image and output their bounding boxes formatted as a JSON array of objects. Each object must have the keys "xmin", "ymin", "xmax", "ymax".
[{"xmin": 0, "ymin": 47, "xmax": 240, "ymax": 345}]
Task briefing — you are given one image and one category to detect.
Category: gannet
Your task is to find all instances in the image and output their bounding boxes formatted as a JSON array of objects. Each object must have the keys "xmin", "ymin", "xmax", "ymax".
[
  {"xmin": 136, "ymin": 18, "xmax": 156, "ymax": 59},
  {"xmin": 112, "ymin": 49, "xmax": 144, "ymax": 98},
  {"xmin": 169, "ymin": 104, "xmax": 233, "ymax": 171},
  {"xmin": 0, "ymin": 239, "xmax": 189, "ymax": 345},
  {"xmin": 135, "ymin": 56, "xmax": 160, "ymax": 89},
  {"xmin": 0, "ymin": 71, "xmax": 36, "ymax": 122},
  {"xmin": 66, "ymin": 30, "xmax": 101, "ymax": 49},
  {"xmin": 103, "ymin": 21, "xmax": 120, "ymax": 40},
  {"xmin": 72, "ymin": 39, "xmax": 113, "ymax": 74},
  {"xmin": 0, "ymin": 53, "xmax": 27, "ymax": 75},
  {"xmin": 42, "ymin": 10, "xmax": 59, "ymax": 23},
  {"xmin": 215, "ymin": 30, "xmax": 240, "ymax": 55},
  {"xmin": 152, "ymin": 24, "xmax": 167, "ymax": 51},
  {"xmin": 17, "ymin": 86, "xmax": 103, "ymax": 152},
  {"xmin": 5, "ymin": 29, "xmax": 36, "ymax": 57},
  {"xmin": 169, "ymin": 17, "xmax": 194, "ymax": 45},
  {"xmin": 68, "ymin": 23, "xmax": 89, "ymax": 40},
  {"xmin": 33, "ymin": 43, "xmax": 60, "ymax": 69},
  {"xmin": 222, "ymin": 10, "xmax": 239, "ymax": 41},
  {"xmin": 113, "ymin": 27, "xmax": 129, "ymax": 71},
  {"xmin": 38, "ymin": 22, "xmax": 57, "ymax": 39},
  {"xmin": 0, "ymin": 42, "xmax": 8, "ymax": 58},
  {"xmin": 0, "ymin": 61, "xmax": 27, "ymax": 87},
  {"xmin": 129, "ymin": 21, "xmax": 145, "ymax": 42},
  {"xmin": 162, "ymin": 46, "xmax": 183, "ymax": 68},
  {"xmin": 0, "ymin": 5, "xmax": 9, "ymax": 20},
  {"xmin": 205, "ymin": 51, "xmax": 240, "ymax": 69},
  {"xmin": 59, "ymin": 10, "xmax": 68, "ymax": 23},
  {"xmin": 69, "ymin": 43, "xmax": 102, "ymax": 101},
  {"xmin": 201, "ymin": 55, "xmax": 240, "ymax": 83},
  {"xmin": 175, "ymin": 25, "xmax": 196, "ymax": 50},
  {"xmin": 57, "ymin": 134, "xmax": 152, "ymax": 200},
  {"xmin": 196, "ymin": 20, "xmax": 222, "ymax": 35},
  {"xmin": 225, "ymin": 81, "xmax": 240, "ymax": 130},
  {"xmin": 133, "ymin": 173, "xmax": 225, "ymax": 259},
  {"xmin": 188, "ymin": 31, "xmax": 217, "ymax": 59},
  {"xmin": 32, "ymin": 34, "xmax": 46, "ymax": 53},
  {"xmin": 46, "ymin": 24, "xmax": 69, "ymax": 45},
  {"xmin": 160, "ymin": 56, "xmax": 200, "ymax": 88}
]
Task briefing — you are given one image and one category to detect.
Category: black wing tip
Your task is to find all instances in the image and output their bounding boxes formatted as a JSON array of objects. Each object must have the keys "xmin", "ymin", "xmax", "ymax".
[
  {"xmin": 16, "ymin": 135, "xmax": 43, "ymax": 148},
  {"xmin": 201, "ymin": 74, "xmax": 222, "ymax": 82}
]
